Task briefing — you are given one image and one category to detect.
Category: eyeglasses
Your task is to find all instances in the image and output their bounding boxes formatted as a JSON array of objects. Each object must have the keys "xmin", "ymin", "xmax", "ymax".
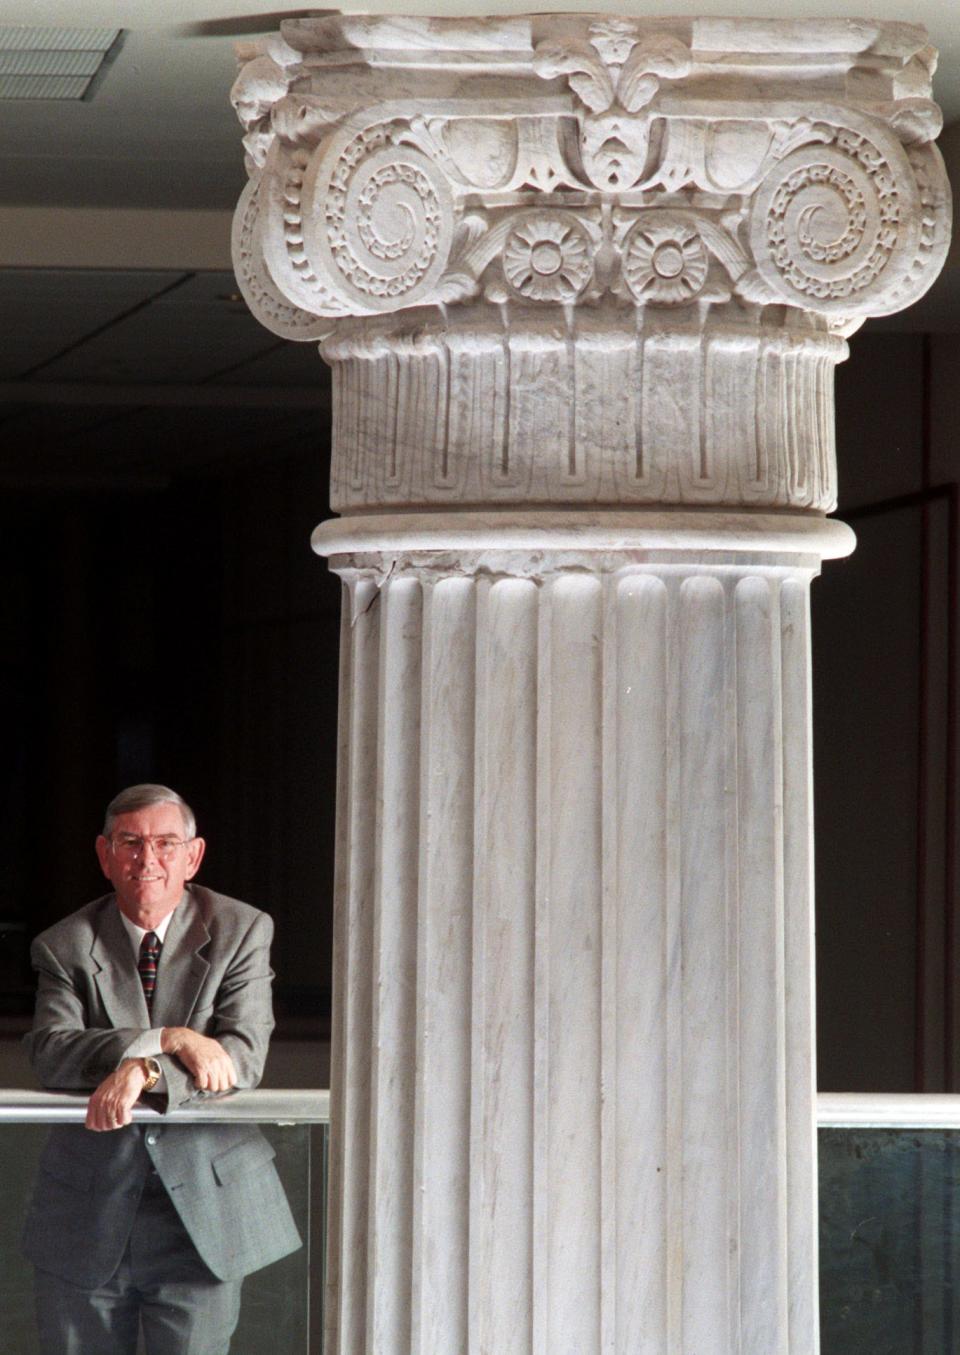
[{"xmin": 110, "ymin": 834, "xmax": 192, "ymax": 861}]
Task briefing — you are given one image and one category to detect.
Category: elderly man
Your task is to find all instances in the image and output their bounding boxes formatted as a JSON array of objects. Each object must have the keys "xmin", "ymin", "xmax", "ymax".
[{"xmin": 22, "ymin": 783, "xmax": 301, "ymax": 1355}]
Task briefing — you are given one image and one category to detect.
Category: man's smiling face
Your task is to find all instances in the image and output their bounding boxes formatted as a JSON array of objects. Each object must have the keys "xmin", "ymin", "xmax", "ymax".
[{"xmin": 95, "ymin": 802, "xmax": 205, "ymax": 928}]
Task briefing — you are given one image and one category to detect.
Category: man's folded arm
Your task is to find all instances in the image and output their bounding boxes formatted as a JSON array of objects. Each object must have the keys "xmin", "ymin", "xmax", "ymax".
[
  {"xmin": 24, "ymin": 940, "xmax": 145, "ymax": 1090},
  {"xmin": 157, "ymin": 911, "xmax": 277, "ymax": 1110}
]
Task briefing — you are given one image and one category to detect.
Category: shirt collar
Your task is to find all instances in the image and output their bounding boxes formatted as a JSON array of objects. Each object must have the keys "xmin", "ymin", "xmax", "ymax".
[{"xmin": 117, "ymin": 903, "xmax": 177, "ymax": 958}]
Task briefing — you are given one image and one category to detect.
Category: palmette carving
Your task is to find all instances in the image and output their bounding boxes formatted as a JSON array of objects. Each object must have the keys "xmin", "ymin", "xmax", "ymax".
[
  {"xmin": 232, "ymin": 15, "xmax": 951, "ymax": 511},
  {"xmin": 534, "ymin": 20, "xmax": 691, "ymax": 190}
]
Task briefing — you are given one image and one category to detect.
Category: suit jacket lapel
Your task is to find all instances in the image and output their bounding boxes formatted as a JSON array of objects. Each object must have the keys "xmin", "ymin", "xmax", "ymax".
[
  {"xmin": 91, "ymin": 902, "xmax": 150, "ymax": 1029},
  {"xmin": 151, "ymin": 889, "xmax": 211, "ymax": 1029}
]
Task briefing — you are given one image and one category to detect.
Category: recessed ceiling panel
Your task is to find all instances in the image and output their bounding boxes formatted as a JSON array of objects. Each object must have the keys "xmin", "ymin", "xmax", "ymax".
[
  {"xmin": 0, "ymin": 75, "xmax": 90, "ymax": 98},
  {"xmin": 0, "ymin": 27, "xmax": 118, "ymax": 50},
  {"xmin": 0, "ymin": 50, "xmax": 103, "ymax": 74},
  {"xmin": 0, "ymin": 25, "xmax": 118, "ymax": 100}
]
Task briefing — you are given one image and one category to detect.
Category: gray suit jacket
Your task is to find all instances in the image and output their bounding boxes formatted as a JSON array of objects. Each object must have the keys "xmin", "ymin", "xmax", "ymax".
[{"xmin": 22, "ymin": 884, "xmax": 302, "ymax": 1287}]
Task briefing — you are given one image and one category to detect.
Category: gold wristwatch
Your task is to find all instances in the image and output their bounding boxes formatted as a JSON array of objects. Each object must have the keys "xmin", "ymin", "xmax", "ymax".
[{"xmin": 140, "ymin": 1056, "xmax": 162, "ymax": 1093}]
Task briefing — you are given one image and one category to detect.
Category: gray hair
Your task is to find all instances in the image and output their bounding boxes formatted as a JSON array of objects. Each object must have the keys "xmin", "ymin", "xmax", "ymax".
[{"xmin": 103, "ymin": 784, "xmax": 197, "ymax": 840}]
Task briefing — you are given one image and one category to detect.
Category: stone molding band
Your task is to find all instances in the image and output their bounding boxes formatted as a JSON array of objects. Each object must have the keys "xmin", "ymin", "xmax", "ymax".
[
  {"xmin": 324, "ymin": 321, "xmax": 843, "ymax": 514},
  {"xmin": 313, "ymin": 509, "xmax": 856, "ymax": 564}
]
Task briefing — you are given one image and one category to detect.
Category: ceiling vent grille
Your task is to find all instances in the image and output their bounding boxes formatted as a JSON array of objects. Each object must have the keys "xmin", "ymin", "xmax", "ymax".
[{"xmin": 0, "ymin": 27, "xmax": 120, "ymax": 100}]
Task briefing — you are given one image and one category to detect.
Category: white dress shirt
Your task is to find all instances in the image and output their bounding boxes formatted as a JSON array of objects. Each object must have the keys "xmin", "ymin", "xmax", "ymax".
[{"xmin": 119, "ymin": 906, "xmax": 177, "ymax": 1086}]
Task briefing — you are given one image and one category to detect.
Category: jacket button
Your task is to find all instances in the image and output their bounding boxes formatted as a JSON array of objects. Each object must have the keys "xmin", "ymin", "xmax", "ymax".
[{"xmin": 145, "ymin": 1132, "xmax": 158, "ymax": 1147}]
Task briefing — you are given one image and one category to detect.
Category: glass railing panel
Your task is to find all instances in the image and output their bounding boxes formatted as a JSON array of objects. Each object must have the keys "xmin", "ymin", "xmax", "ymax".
[
  {"xmin": 0, "ymin": 1092, "xmax": 327, "ymax": 1355},
  {"xmin": 820, "ymin": 1123, "xmax": 960, "ymax": 1355},
  {"xmin": 10, "ymin": 1089, "xmax": 960, "ymax": 1354}
]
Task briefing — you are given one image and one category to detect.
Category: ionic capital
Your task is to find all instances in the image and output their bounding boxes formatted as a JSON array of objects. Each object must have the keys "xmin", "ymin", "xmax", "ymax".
[
  {"xmin": 231, "ymin": 15, "xmax": 951, "ymax": 517},
  {"xmin": 233, "ymin": 15, "xmax": 948, "ymax": 328}
]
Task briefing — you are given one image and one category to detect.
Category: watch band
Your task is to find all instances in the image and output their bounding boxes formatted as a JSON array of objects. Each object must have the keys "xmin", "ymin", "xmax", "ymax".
[{"xmin": 141, "ymin": 1056, "xmax": 162, "ymax": 1093}]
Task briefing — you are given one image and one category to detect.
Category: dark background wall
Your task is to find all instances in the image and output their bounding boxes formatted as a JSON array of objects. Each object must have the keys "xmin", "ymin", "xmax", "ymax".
[
  {"xmin": 0, "ymin": 372, "xmax": 341, "ymax": 1045},
  {"xmin": 815, "ymin": 331, "xmax": 960, "ymax": 1093}
]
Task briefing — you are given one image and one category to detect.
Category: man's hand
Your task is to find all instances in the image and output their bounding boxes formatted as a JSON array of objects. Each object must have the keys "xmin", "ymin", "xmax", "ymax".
[
  {"xmin": 161, "ymin": 1027, "xmax": 237, "ymax": 1093},
  {"xmin": 85, "ymin": 1059, "xmax": 147, "ymax": 1132}
]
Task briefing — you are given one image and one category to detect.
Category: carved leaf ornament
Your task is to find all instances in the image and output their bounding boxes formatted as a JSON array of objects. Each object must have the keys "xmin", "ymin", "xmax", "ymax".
[{"xmin": 232, "ymin": 16, "xmax": 951, "ymax": 335}]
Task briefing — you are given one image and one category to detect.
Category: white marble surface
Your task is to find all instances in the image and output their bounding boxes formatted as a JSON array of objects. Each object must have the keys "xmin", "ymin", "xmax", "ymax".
[
  {"xmin": 323, "ymin": 550, "xmax": 821, "ymax": 1355},
  {"xmin": 321, "ymin": 324, "xmax": 846, "ymax": 513},
  {"xmin": 232, "ymin": 12, "xmax": 951, "ymax": 519},
  {"xmin": 230, "ymin": 14, "xmax": 952, "ymax": 1355},
  {"xmin": 313, "ymin": 508, "xmax": 857, "ymax": 562}
]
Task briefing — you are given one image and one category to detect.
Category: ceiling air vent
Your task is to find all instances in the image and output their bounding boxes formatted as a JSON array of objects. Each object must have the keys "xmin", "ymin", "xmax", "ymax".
[{"xmin": 0, "ymin": 27, "xmax": 120, "ymax": 101}]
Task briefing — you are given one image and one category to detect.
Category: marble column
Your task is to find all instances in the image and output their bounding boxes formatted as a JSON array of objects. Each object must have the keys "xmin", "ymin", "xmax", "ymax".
[{"xmin": 231, "ymin": 16, "xmax": 951, "ymax": 1354}]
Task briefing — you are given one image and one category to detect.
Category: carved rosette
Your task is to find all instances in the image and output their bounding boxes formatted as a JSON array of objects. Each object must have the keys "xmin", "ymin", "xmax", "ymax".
[
  {"xmin": 501, "ymin": 213, "xmax": 594, "ymax": 302},
  {"xmin": 621, "ymin": 212, "xmax": 710, "ymax": 305},
  {"xmin": 232, "ymin": 15, "xmax": 951, "ymax": 512}
]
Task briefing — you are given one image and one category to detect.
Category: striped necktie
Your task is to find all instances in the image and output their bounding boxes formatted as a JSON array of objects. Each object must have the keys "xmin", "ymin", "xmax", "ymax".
[{"xmin": 138, "ymin": 931, "xmax": 161, "ymax": 1009}]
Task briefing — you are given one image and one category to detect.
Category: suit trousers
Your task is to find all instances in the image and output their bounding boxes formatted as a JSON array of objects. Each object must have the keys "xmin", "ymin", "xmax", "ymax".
[{"xmin": 34, "ymin": 1170, "xmax": 243, "ymax": 1355}]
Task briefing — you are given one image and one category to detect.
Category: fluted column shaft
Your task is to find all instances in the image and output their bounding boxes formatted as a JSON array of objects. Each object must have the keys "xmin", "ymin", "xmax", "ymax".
[{"xmin": 316, "ymin": 523, "xmax": 849, "ymax": 1355}]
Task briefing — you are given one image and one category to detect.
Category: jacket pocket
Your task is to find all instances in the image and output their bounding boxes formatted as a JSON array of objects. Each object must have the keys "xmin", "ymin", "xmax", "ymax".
[{"xmin": 211, "ymin": 1132, "xmax": 276, "ymax": 1186}]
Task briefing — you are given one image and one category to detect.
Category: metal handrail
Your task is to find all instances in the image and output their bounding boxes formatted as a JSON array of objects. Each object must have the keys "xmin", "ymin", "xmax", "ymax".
[
  {"xmin": 0, "ymin": 1088, "xmax": 330, "ymax": 1124},
  {"xmin": 3, "ymin": 1088, "xmax": 960, "ymax": 1129},
  {"xmin": 817, "ymin": 1092, "xmax": 960, "ymax": 1129}
]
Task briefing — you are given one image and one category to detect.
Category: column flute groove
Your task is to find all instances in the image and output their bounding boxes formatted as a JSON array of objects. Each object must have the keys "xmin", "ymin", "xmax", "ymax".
[
  {"xmin": 231, "ymin": 15, "xmax": 951, "ymax": 1354},
  {"xmin": 336, "ymin": 577, "xmax": 380, "ymax": 1355},
  {"xmin": 613, "ymin": 572, "xmax": 670, "ymax": 1355},
  {"xmin": 663, "ymin": 572, "xmax": 684, "ymax": 1355},
  {"xmin": 532, "ymin": 578, "xmax": 551, "ymax": 1355},
  {"xmin": 780, "ymin": 576, "xmax": 819, "ymax": 1353},
  {"xmin": 324, "ymin": 591, "xmax": 350, "ymax": 1355},
  {"xmin": 369, "ymin": 578, "xmax": 421, "ymax": 1355},
  {"xmin": 599, "ymin": 571, "xmax": 617, "ymax": 1355},
  {"xmin": 723, "ymin": 575, "xmax": 742, "ymax": 1355},
  {"xmin": 467, "ymin": 576, "xmax": 488, "ymax": 1355}
]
